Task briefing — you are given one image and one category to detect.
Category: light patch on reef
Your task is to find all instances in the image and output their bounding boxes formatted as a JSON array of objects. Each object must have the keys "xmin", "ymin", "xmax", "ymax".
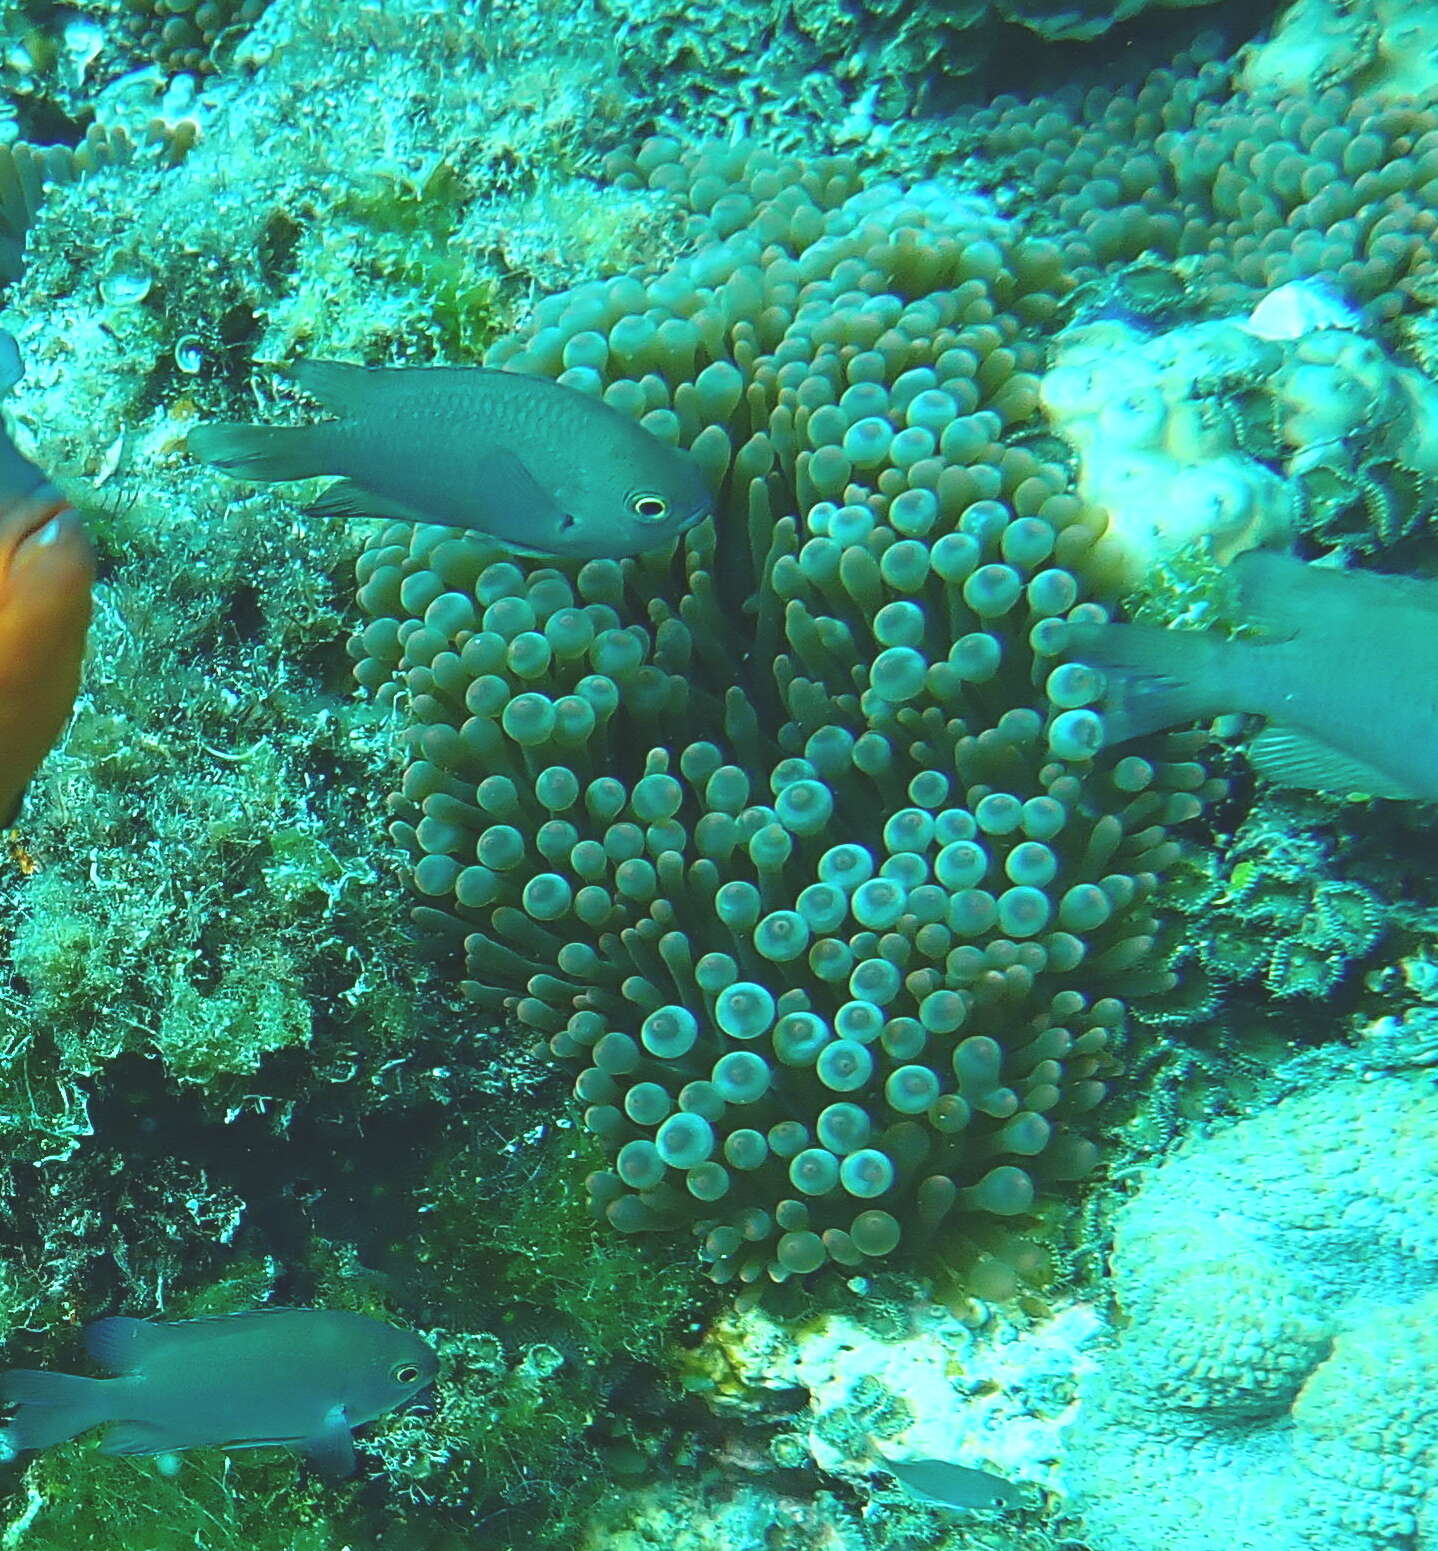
[
  {"xmin": 1041, "ymin": 281, "xmax": 1438, "ymax": 587},
  {"xmin": 687, "ymin": 1295, "xmax": 1104, "ymax": 1503},
  {"xmin": 1246, "ymin": 279, "xmax": 1361, "ymax": 342}
]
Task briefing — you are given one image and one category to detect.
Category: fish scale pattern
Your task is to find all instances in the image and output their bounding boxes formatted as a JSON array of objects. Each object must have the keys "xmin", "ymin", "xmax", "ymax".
[{"xmin": 349, "ymin": 141, "xmax": 1221, "ymax": 1293}]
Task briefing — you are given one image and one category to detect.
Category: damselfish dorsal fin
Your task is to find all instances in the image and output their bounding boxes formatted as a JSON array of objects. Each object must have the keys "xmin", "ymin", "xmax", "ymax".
[
  {"xmin": 86, "ymin": 1306, "xmax": 316, "ymax": 1371},
  {"xmin": 84, "ymin": 1315, "xmax": 163, "ymax": 1373},
  {"xmin": 1247, "ymin": 725, "xmax": 1416, "ymax": 800},
  {"xmin": 1233, "ymin": 549, "xmax": 1438, "ymax": 637},
  {"xmin": 280, "ymin": 359, "xmax": 383, "ymax": 418}
]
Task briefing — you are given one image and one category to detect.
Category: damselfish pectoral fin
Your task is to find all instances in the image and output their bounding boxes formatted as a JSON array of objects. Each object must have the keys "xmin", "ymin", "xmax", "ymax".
[
  {"xmin": 301, "ymin": 1405, "xmax": 357, "ymax": 1480},
  {"xmin": 302, "ymin": 479, "xmax": 432, "ymax": 524},
  {"xmin": 1247, "ymin": 725, "xmax": 1417, "ymax": 800},
  {"xmin": 461, "ymin": 448, "xmax": 569, "ymax": 548}
]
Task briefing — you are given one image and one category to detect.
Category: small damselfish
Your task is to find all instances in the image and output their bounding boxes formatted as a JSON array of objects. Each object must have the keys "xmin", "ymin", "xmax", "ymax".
[
  {"xmin": 189, "ymin": 357, "xmax": 714, "ymax": 559},
  {"xmin": 0, "ymin": 1308, "xmax": 438, "ymax": 1478}
]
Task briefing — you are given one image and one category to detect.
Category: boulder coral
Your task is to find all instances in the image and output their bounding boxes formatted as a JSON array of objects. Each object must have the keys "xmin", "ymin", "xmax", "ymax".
[
  {"xmin": 1040, "ymin": 311, "xmax": 1297, "ymax": 588},
  {"xmin": 1068, "ymin": 1069, "xmax": 1438, "ymax": 1551},
  {"xmin": 350, "ymin": 140, "xmax": 1222, "ymax": 1294}
]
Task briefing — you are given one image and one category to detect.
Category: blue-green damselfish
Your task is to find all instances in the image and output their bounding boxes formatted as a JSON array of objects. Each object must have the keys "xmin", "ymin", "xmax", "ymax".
[
  {"xmin": 1065, "ymin": 549, "xmax": 1438, "ymax": 802},
  {"xmin": 188, "ymin": 358, "xmax": 713, "ymax": 559},
  {"xmin": 0, "ymin": 1308, "xmax": 437, "ymax": 1477}
]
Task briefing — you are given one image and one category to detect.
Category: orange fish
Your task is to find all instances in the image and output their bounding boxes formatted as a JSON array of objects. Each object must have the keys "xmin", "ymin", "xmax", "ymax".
[{"xmin": 0, "ymin": 411, "xmax": 93, "ymax": 825}]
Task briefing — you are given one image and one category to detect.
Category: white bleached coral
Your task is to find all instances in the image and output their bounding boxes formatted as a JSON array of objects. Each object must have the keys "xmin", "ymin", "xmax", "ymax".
[
  {"xmin": 685, "ymin": 1295, "xmax": 1103, "ymax": 1505},
  {"xmin": 1040, "ymin": 314, "xmax": 1297, "ymax": 588},
  {"xmin": 1067, "ymin": 1071, "xmax": 1438, "ymax": 1551},
  {"xmin": 1041, "ymin": 280, "xmax": 1438, "ymax": 585},
  {"xmin": 1240, "ymin": 0, "xmax": 1438, "ymax": 101}
]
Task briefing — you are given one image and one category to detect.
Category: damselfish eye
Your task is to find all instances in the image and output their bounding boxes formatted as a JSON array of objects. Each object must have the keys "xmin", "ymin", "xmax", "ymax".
[
  {"xmin": 632, "ymin": 493, "xmax": 668, "ymax": 522},
  {"xmin": 392, "ymin": 1363, "xmax": 422, "ymax": 1385}
]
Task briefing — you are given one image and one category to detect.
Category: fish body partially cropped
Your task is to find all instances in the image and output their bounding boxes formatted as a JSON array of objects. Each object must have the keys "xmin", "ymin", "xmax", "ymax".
[
  {"xmin": 0, "ymin": 409, "xmax": 93, "ymax": 825},
  {"xmin": 882, "ymin": 1455, "xmax": 1024, "ymax": 1511},
  {"xmin": 0, "ymin": 1308, "xmax": 438, "ymax": 1477},
  {"xmin": 1065, "ymin": 549, "xmax": 1438, "ymax": 801},
  {"xmin": 188, "ymin": 359, "xmax": 713, "ymax": 558}
]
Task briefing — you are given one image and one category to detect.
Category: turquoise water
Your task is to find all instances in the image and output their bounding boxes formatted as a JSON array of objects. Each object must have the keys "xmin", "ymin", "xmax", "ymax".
[{"xmin": 0, "ymin": 1, "xmax": 1433, "ymax": 1547}]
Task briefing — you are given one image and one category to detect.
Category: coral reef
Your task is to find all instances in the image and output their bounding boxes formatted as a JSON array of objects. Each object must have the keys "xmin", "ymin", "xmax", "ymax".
[
  {"xmin": 1241, "ymin": 0, "xmax": 1438, "ymax": 101},
  {"xmin": 1041, "ymin": 280, "xmax": 1438, "ymax": 583},
  {"xmin": 1159, "ymin": 794, "xmax": 1387, "ymax": 1001},
  {"xmin": 350, "ymin": 138, "xmax": 1223, "ymax": 1295},
  {"xmin": 1040, "ymin": 308, "xmax": 1296, "ymax": 587},
  {"xmin": 0, "ymin": 4, "xmax": 712, "ymax": 1546},
  {"xmin": 2, "ymin": 0, "xmax": 1437, "ymax": 1547},
  {"xmin": 1068, "ymin": 1062, "xmax": 1438, "ymax": 1551},
  {"xmin": 963, "ymin": 49, "xmax": 1438, "ymax": 326},
  {"xmin": 0, "ymin": 0, "xmax": 270, "ymax": 107},
  {"xmin": 98, "ymin": 0, "xmax": 273, "ymax": 78},
  {"xmin": 1145, "ymin": 782, "xmax": 1438, "ymax": 1024},
  {"xmin": 606, "ymin": 0, "xmax": 1239, "ymax": 144},
  {"xmin": 685, "ymin": 1293, "xmax": 1099, "ymax": 1504}
]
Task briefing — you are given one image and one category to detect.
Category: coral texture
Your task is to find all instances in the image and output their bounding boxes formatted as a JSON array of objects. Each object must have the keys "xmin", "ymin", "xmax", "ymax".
[
  {"xmin": 351, "ymin": 139, "xmax": 1221, "ymax": 1293},
  {"xmin": 1040, "ymin": 311, "xmax": 1295, "ymax": 587},
  {"xmin": 602, "ymin": 0, "xmax": 1227, "ymax": 150},
  {"xmin": 93, "ymin": 0, "xmax": 272, "ymax": 77},
  {"xmin": 1040, "ymin": 282, "xmax": 1438, "ymax": 583},
  {"xmin": 1069, "ymin": 1070, "xmax": 1438, "ymax": 1551},
  {"xmin": 685, "ymin": 1295, "xmax": 1100, "ymax": 1502},
  {"xmin": 1241, "ymin": 0, "xmax": 1438, "ymax": 102},
  {"xmin": 1158, "ymin": 794, "xmax": 1389, "ymax": 1003},
  {"xmin": 966, "ymin": 53, "xmax": 1438, "ymax": 326}
]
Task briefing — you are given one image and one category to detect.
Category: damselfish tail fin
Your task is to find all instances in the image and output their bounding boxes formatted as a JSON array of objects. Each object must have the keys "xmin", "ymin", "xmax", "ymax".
[
  {"xmin": 187, "ymin": 422, "xmax": 334, "ymax": 483},
  {"xmin": 1063, "ymin": 621, "xmax": 1242, "ymax": 745},
  {"xmin": 1, "ymin": 1370, "xmax": 113, "ymax": 1451}
]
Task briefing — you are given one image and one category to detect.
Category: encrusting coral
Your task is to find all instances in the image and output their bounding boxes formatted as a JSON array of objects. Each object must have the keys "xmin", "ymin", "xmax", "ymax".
[
  {"xmin": 1069, "ymin": 1063, "xmax": 1438, "ymax": 1551},
  {"xmin": 1241, "ymin": 0, "xmax": 1438, "ymax": 102},
  {"xmin": 351, "ymin": 138, "xmax": 1223, "ymax": 1296}
]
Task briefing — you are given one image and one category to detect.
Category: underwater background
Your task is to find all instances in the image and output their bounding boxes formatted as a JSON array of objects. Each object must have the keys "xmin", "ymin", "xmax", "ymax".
[{"xmin": 0, "ymin": 0, "xmax": 1434, "ymax": 1545}]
